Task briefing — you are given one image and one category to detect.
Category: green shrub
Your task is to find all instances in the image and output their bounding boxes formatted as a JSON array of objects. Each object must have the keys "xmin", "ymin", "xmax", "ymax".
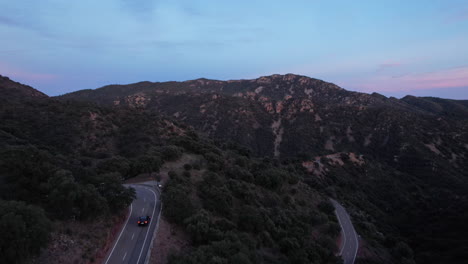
[
  {"xmin": 183, "ymin": 171, "xmax": 191, "ymax": 178},
  {"xmin": 163, "ymin": 185, "xmax": 195, "ymax": 224},
  {"xmin": 168, "ymin": 170, "xmax": 178, "ymax": 179},
  {"xmin": 254, "ymin": 168, "xmax": 287, "ymax": 190},
  {"xmin": 161, "ymin": 145, "xmax": 183, "ymax": 161},
  {"xmin": 0, "ymin": 200, "xmax": 51, "ymax": 263},
  {"xmin": 96, "ymin": 156, "xmax": 131, "ymax": 177}
]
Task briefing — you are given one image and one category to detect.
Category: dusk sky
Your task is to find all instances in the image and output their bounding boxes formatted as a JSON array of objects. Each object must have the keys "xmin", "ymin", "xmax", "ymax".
[{"xmin": 1, "ymin": 0, "xmax": 467, "ymax": 99}]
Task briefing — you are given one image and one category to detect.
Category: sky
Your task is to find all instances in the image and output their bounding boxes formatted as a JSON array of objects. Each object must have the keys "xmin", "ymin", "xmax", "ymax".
[{"xmin": 0, "ymin": 0, "xmax": 467, "ymax": 99}]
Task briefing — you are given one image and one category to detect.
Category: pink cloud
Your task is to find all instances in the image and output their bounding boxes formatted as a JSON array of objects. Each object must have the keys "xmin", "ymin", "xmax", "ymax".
[
  {"xmin": 346, "ymin": 66, "xmax": 468, "ymax": 93},
  {"xmin": 0, "ymin": 63, "xmax": 57, "ymax": 82},
  {"xmin": 445, "ymin": 9, "xmax": 468, "ymax": 23}
]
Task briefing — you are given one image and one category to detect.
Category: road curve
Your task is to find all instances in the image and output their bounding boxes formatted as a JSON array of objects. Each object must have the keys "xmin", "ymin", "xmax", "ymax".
[
  {"xmin": 331, "ymin": 199, "xmax": 359, "ymax": 264},
  {"xmin": 104, "ymin": 184, "xmax": 161, "ymax": 264}
]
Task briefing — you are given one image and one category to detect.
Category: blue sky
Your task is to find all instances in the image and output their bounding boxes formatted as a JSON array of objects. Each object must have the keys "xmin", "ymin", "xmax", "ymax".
[{"xmin": 0, "ymin": 0, "xmax": 467, "ymax": 99}]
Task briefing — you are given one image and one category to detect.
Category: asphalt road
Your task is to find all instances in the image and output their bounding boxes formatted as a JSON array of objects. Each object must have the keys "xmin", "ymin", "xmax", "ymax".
[
  {"xmin": 331, "ymin": 199, "xmax": 359, "ymax": 264},
  {"xmin": 104, "ymin": 184, "xmax": 161, "ymax": 264}
]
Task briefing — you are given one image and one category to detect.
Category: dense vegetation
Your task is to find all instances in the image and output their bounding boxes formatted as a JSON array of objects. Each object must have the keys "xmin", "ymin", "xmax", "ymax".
[
  {"xmin": 3, "ymin": 74, "xmax": 468, "ymax": 263},
  {"xmin": 61, "ymin": 73, "xmax": 468, "ymax": 264},
  {"xmin": 0, "ymin": 200, "xmax": 51, "ymax": 263},
  {"xmin": 0, "ymin": 80, "xmax": 342, "ymax": 264},
  {"xmin": 162, "ymin": 137, "xmax": 342, "ymax": 264},
  {"xmin": 312, "ymin": 148, "xmax": 468, "ymax": 264},
  {"xmin": 0, "ymin": 92, "xmax": 178, "ymax": 262}
]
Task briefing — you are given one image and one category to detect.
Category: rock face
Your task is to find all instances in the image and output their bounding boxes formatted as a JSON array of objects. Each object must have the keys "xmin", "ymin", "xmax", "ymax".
[
  {"xmin": 58, "ymin": 74, "xmax": 468, "ymax": 168},
  {"xmin": 4, "ymin": 73, "xmax": 468, "ymax": 263}
]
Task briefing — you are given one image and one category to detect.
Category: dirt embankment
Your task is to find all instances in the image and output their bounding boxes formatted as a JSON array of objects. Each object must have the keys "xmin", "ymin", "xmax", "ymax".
[
  {"xmin": 31, "ymin": 209, "xmax": 129, "ymax": 264},
  {"xmin": 150, "ymin": 216, "xmax": 190, "ymax": 264},
  {"xmin": 91, "ymin": 209, "xmax": 130, "ymax": 264}
]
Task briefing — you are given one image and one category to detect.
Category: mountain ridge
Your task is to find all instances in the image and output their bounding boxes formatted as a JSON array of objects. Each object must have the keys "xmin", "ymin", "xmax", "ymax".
[
  {"xmin": 2, "ymin": 74, "xmax": 468, "ymax": 263},
  {"xmin": 55, "ymin": 73, "xmax": 468, "ymax": 264},
  {"xmin": 56, "ymin": 73, "xmax": 468, "ymax": 160},
  {"xmin": 0, "ymin": 74, "xmax": 48, "ymax": 101},
  {"xmin": 0, "ymin": 74, "xmax": 346, "ymax": 264}
]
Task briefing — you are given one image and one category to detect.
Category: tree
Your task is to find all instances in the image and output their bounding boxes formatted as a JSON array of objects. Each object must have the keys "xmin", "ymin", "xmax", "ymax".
[
  {"xmin": 96, "ymin": 156, "xmax": 131, "ymax": 177},
  {"xmin": 185, "ymin": 210, "xmax": 223, "ymax": 245},
  {"xmin": 131, "ymin": 155, "xmax": 162, "ymax": 177},
  {"xmin": 46, "ymin": 170, "xmax": 109, "ymax": 219},
  {"xmin": 393, "ymin": 242, "xmax": 414, "ymax": 262},
  {"xmin": 0, "ymin": 200, "xmax": 51, "ymax": 264},
  {"xmin": 318, "ymin": 201, "xmax": 335, "ymax": 215},
  {"xmin": 94, "ymin": 173, "xmax": 136, "ymax": 213},
  {"xmin": 198, "ymin": 173, "xmax": 233, "ymax": 216},
  {"xmin": 163, "ymin": 186, "xmax": 195, "ymax": 224},
  {"xmin": 161, "ymin": 145, "xmax": 183, "ymax": 161},
  {"xmin": 204, "ymin": 152, "xmax": 224, "ymax": 171},
  {"xmin": 0, "ymin": 146, "xmax": 56, "ymax": 203},
  {"xmin": 255, "ymin": 168, "xmax": 287, "ymax": 190},
  {"xmin": 47, "ymin": 170, "xmax": 81, "ymax": 219}
]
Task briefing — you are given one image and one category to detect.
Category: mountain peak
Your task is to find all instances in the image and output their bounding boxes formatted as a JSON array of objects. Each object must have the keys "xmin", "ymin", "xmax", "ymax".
[
  {"xmin": 0, "ymin": 74, "xmax": 48, "ymax": 100},
  {"xmin": 255, "ymin": 73, "xmax": 313, "ymax": 83}
]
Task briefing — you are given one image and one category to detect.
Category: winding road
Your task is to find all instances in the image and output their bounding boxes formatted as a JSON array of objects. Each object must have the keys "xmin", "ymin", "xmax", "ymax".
[
  {"xmin": 104, "ymin": 184, "xmax": 161, "ymax": 264},
  {"xmin": 331, "ymin": 199, "xmax": 359, "ymax": 264}
]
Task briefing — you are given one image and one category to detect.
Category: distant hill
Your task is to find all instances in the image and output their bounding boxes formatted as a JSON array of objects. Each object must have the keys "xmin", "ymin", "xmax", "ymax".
[
  {"xmin": 2, "ymin": 73, "xmax": 468, "ymax": 263},
  {"xmin": 59, "ymin": 74, "xmax": 468, "ymax": 160},
  {"xmin": 401, "ymin": 95, "xmax": 468, "ymax": 118},
  {"xmin": 59, "ymin": 73, "xmax": 468, "ymax": 263},
  {"xmin": 0, "ymin": 75, "xmax": 48, "ymax": 102},
  {"xmin": 0, "ymin": 75, "xmax": 345, "ymax": 264}
]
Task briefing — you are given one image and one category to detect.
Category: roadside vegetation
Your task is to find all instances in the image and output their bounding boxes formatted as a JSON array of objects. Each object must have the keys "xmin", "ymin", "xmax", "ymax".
[
  {"xmin": 296, "ymin": 145, "xmax": 468, "ymax": 264},
  {"xmin": 161, "ymin": 136, "xmax": 342, "ymax": 264},
  {"xmin": 0, "ymin": 93, "xmax": 340, "ymax": 264},
  {"xmin": 0, "ymin": 97, "xmax": 187, "ymax": 263},
  {"xmin": 3, "ymin": 76, "xmax": 467, "ymax": 264}
]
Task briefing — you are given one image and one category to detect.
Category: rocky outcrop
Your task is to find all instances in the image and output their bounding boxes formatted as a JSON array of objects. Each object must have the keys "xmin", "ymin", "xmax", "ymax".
[{"xmin": 56, "ymin": 74, "xmax": 468, "ymax": 164}]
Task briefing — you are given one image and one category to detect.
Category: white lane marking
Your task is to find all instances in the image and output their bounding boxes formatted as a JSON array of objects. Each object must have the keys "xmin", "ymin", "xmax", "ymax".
[
  {"xmin": 335, "ymin": 206, "xmax": 347, "ymax": 256},
  {"xmin": 122, "ymin": 252, "xmax": 127, "ymax": 261},
  {"xmin": 333, "ymin": 200, "xmax": 359, "ymax": 264},
  {"xmin": 143, "ymin": 190, "xmax": 163, "ymax": 263},
  {"xmin": 352, "ymin": 223, "xmax": 359, "ymax": 264},
  {"xmin": 131, "ymin": 232, "xmax": 135, "ymax": 240},
  {"xmin": 141, "ymin": 207, "xmax": 145, "ymax": 213},
  {"xmin": 104, "ymin": 203, "xmax": 133, "ymax": 264},
  {"xmin": 144, "ymin": 198, "xmax": 146, "ymax": 202},
  {"xmin": 136, "ymin": 188, "xmax": 157, "ymax": 264}
]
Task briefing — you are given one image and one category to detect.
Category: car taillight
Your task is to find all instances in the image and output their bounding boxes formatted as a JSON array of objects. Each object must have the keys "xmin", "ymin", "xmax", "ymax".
[
  {"xmin": 138, "ymin": 221, "xmax": 140, "ymax": 224},
  {"xmin": 145, "ymin": 221, "xmax": 148, "ymax": 223}
]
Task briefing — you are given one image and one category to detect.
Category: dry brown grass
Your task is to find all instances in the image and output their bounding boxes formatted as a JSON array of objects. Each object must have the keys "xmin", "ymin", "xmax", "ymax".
[
  {"xmin": 150, "ymin": 216, "xmax": 190, "ymax": 264},
  {"xmin": 31, "ymin": 210, "xmax": 129, "ymax": 264}
]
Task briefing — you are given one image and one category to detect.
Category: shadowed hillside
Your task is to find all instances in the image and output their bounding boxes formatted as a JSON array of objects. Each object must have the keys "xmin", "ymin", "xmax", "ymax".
[
  {"xmin": 1, "ymin": 75, "xmax": 346, "ymax": 264},
  {"xmin": 59, "ymin": 74, "xmax": 468, "ymax": 264}
]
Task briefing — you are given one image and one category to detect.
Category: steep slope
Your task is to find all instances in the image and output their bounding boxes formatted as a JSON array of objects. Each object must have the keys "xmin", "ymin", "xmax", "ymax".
[
  {"xmin": 0, "ymin": 76, "xmax": 346, "ymax": 264},
  {"xmin": 59, "ymin": 74, "xmax": 468, "ymax": 264},
  {"xmin": 401, "ymin": 95, "xmax": 468, "ymax": 118},
  {"xmin": 0, "ymin": 75, "xmax": 48, "ymax": 101},
  {"xmin": 59, "ymin": 74, "xmax": 468, "ymax": 163}
]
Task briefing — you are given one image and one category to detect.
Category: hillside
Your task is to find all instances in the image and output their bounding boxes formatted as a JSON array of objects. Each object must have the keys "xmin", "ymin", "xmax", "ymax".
[
  {"xmin": 0, "ymin": 76, "xmax": 347, "ymax": 264},
  {"xmin": 0, "ymin": 75, "xmax": 48, "ymax": 102},
  {"xmin": 59, "ymin": 74, "xmax": 468, "ymax": 158},
  {"xmin": 58, "ymin": 74, "xmax": 468, "ymax": 264}
]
